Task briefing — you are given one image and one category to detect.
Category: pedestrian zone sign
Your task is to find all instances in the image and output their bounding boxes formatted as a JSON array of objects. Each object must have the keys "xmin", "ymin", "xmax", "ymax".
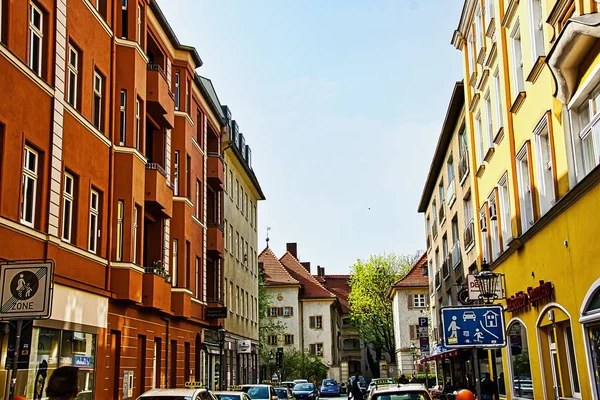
[
  {"xmin": 441, "ymin": 305, "xmax": 506, "ymax": 348},
  {"xmin": 0, "ymin": 261, "xmax": 54, "ymax": 320}
]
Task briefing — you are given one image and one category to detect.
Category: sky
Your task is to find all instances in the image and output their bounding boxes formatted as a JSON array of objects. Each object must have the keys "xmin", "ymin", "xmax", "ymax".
[{"xmin": 157, "ymin": 0, "xmax": 464, "ymax": 274}]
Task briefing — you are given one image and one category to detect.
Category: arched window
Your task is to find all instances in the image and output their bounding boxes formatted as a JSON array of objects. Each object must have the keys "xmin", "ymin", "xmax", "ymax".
[
  {"xmin": 584, "ymin": 287, "xmax": 600, "ymax": 399},
  {"xmin": 507, "ymin": 321, "xmax": 533, "ymax": 399}
]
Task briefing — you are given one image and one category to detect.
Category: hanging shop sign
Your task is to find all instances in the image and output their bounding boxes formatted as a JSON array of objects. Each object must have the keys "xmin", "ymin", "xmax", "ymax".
[{"xmin": 506, "ymin": 280, "xmax": 554, "ymax": 313}]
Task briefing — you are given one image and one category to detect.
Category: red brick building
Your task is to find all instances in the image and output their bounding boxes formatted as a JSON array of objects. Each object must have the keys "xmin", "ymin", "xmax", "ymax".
[{"xmin": 0, "ymin": 0, "xmax": 230, "ymax": 398}]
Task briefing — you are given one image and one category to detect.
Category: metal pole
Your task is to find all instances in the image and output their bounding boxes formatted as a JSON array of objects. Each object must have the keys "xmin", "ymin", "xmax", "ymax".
[
  {"xmin": 9, "ymin": 320, "xmax": 23, "ymax": 400},
  {"xmin": 472, "ymin": 348, "xmax": 481, "ymax": 399},
  {"xmin": 219, "ymin": 342, "xmax": 224, "ymax": 390}
]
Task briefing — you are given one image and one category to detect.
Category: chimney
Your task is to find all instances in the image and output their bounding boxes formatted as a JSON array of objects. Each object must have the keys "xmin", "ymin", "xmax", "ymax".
[
  {"xmin": 318, "ymin": 266, "xmax": 325, "ymax": 277},
  {"xmin": 301, "ymin": 262, "xmax": 311, "ymax": 274},
  {"xmin": 286, "ymin": 243, "xmax": 298, "ymax": 258}
]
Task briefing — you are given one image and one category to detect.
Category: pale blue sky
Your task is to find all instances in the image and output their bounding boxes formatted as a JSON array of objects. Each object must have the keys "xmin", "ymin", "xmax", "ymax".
[{"xmin": 157, "ymin": 0, "xmax": 464, "ymax": 274}]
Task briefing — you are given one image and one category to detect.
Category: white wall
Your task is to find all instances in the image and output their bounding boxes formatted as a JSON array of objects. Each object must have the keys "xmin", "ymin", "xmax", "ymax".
[
  {"xmin": 302, "ymin": 300, "xmax": 335, "ymax": 366},
  {"xmin": 391, "ymin": 288, "xmax": 429, "ymax": 374},
  {"xmin": 266, "ymin": 286, "xmax": 301, "ymax": 349}
]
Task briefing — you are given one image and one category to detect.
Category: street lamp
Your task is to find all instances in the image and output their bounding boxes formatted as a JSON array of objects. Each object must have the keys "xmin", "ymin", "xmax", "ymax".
[
  {"xmin": 218, "ymin": 325, "xmax": 226, "ymax": 390},
  {"xmin": 474, "ymin": 260, "xmax": 500, "ymax": 304}
]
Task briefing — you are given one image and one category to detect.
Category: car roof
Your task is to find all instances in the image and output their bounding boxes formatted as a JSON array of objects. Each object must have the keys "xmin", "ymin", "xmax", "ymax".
[
  {"xmin": 215, "ymin": 392, "xmax": 246, "ymax": 396},
  {"xmin": 140, "ymin": 388, "xmax": 206, "ymax": 397},
  {"xmin": 242, "ymin": 384, "xmax": 273, "ymax": 388},
  {"xmin": 371, "ymin": 384, "xmax": 428, "ymax": 394}
]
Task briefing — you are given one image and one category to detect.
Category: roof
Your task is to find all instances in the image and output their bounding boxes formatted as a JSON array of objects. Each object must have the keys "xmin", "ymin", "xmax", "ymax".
[
  {"xmin": 279, "ymin": 252, "xmax": 336, "ymax": 299},
  {"xmin": 417, "ymin": 81, "xmax": 465, "ymax": 213},
  {"xmin": 320, "ymin": 275, "xmax": 351, "ymax": 313},
  {"xmin": 225, "ymin": 140, "xmax": 266, "ymax": 200},
  {"xmin": 391, "ymin": 253, "xmax": 428, "ymax": 288},
  {"xmin": 196, "ymin": 75, "xmax": 226, "ymax": 122},
  {"xmin": 258, "ymin": 248, "xmax": 299, "ymax": 286}
]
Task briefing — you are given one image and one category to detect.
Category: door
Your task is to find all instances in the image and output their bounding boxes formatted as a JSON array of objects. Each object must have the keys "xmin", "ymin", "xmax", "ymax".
[{"xmin": 549, "ymin": 331, "xmax": 561, "ymax": 399}]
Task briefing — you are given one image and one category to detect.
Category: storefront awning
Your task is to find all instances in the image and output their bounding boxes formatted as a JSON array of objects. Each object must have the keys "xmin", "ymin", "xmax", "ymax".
[{"xmin": 418, "ymin": 349, "xmax": 459, "ymax": 364}]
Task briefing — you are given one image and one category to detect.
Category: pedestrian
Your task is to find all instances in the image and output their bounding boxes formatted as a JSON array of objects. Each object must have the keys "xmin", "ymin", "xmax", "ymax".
[
  {"xmin": 46, "ymin": 366, "xmax": 80, "ymax": 400},
  {"xmin": 480, "ymin": 373, "xmax": 498, "ymax": 400},
  {"xmin": 398, "ymin": 374, "xmax": 408, "ymax": 384},
  {"xmin": 351, "ymin": 372, "xmax": 362, "ymax": 400}
]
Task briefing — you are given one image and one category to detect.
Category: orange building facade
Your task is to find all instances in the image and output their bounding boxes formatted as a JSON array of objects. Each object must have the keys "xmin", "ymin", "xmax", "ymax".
[{"xmin": 0, "ymin": 0, "xmax": 232, "ymax": 398}]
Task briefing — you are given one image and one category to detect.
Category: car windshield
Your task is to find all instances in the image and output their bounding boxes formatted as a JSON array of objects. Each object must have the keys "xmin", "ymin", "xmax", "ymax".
[
  {"xmin": 217, "ymin": 396, "xmax": 241, "ymax": 400},
  {"xmin": 323, "ymin": 380, "xmax": 337, "ymax": 386},
  {"xmin": 374, "ymin": 393, "xmax": 430, "ymax": 400},
  {"xmin": 246, "ymin": 387, "xmax": 269, "ymax": 399},
  {"xmin": 294, "ymin": 384, "xmax": 314, "ymax": 391},
  {"xmin": 275, "ymin": 389, "xmax": 288, "ymax": 398}
]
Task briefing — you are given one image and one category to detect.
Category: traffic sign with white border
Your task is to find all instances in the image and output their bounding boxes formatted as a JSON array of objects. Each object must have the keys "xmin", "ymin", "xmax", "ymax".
[{"xmin": 0, "ymin": 261, "xmax": 54, "ymax": 320}]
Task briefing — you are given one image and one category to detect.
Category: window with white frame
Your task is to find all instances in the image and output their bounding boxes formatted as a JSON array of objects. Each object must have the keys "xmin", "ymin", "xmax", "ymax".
[
  {"xmin": 29, "ymin": 2, "xmax": 43, "ymax": 76},
  {"xmin": 510, "ymin": 21, "xmax": 525, "ymax": 97},
  {"xmin": 195, "ymin": 257, "xmax": 200, "ymax": 299},
  {"xmin": 136, "ymin": 4, "xmax": 142, "ymax": 45},
  {"xmin": 498, "ymin": 173, "xmax": 512, "ymax": 247},
  {"xmin": 468, "ymin": 34, "xmax": 476, "ymax": 76},
  {"xmin": 67, "ymin": 45, "xmax": 79, "ymax": 108},
  {"xmin": 413, "ymin": 294, "xmax": 426, "ymax": 308},
  {"xmin": 88, "ymin": 189, "xmax": 100, "ymax": 253},
  {"xmin": 475, "ymin": 5, "xmax": 484, "ymax": 54},
  {"xmin": 485, "ymin": 0, "xmax": 495, "ymax": 26},
  {"xmin": 570, "ymin": 82, "xmax": 600, "ymax": 180},
  {"xmin": 315, "ymin": 315, "xmax": 323, "ymax": 329},
  {"xmin": 119, "ymin": 90, "xmax": 126, "ymax": 145},
  {"xmin": 135, "ymin": 97, "xmax": 141, "ymax": 150},
  {"xmin": 479, "ymin": 205, "xmax": 490, "ymax": 262},
  {"xmin": 133, "ymin": 205, "xmax": 139, "ymax": 264},
  {"xmin": 438, "ymin": 180, "xmax": 445, "ymax": 210},
  {"xmin": 0, "ymin": 0, "xmax": 4, "ymax": 43},
  {"xmin": 173, "ymin": 151, "xmax": 179, "ymax": 196},
  {"xmin": 493, "ymin": 69, "xmax": 504, "ymax": 130},
  {"xmin": 475, "ymin": 112, "xmax": 485, "ymax": 165},
  {"xmin": 171, "ymin": 238, "xmax": 178, "ymax": 287},
  {"xmin": 517, "ymin": 145, "xmax": 534, "ymax": 232},
  {"xmin": 534, "ymin": 115, "xmax": 555, "ymax": 215},
  {"xmin": 21, "ymin": 146, "xmax": 38, "ymax": 227},
  {"xmin": 228, "ymin": 224, "xmax": 233, "ymax": 254},
  {"xmin": 174, "ymin": 72, "xmax": 180, "ymax": 110},
  {"xmin": 488, "ymin": 191, "xmax": 501, "ymax": 258},
  {"xmin": 121, "ymin": 0, "xmax": 128, "ymax": 38},
  {"xmin": 229, "ymin": 281, "xmax": 233, "ymax": 313},
  {"xmin": 235, "ymin": 232, "xmax": 239, "ymax": 260},
  {"xmin": 195, "ymin": 180, "xmax": 200, "ymax": 219},
  {"xmin": 92, "ymin": 70, "xmax": 103, "ymax": 131},
  {"xmin": 484, "ymin": 91, "xmax": 494, "ymax": 149},
  {"xmin": 62, "ymin": 173, "xmax": 75, "ymax": 242},
  {"xmin": 116, "ymin": 200, "xmax": 124, "ymax": 261},
  {"xmin": 529, "ymin": 0, "xmax": 545, "ymax": 60}
]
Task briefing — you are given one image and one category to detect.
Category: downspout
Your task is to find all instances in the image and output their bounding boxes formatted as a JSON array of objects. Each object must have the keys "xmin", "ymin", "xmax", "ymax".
[{"xmin": 162, "ymin": 316, "xmax": 170, "ymax": 388}]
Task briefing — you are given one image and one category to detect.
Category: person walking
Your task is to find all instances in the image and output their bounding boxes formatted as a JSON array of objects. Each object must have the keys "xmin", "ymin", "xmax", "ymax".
[
  {"xmin": 351, "ymin": 373, "xmax": 362, "ymax": 400},
  {"xmin": 46, "ymin": 366, "xmax": 80, "ymax": 400},
  {"xmin": 480, "ymin": 373, "xmax": 498, "ymax": 400}
]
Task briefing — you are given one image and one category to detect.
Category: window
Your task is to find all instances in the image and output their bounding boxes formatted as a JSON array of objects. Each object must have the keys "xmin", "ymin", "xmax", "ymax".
[
  {"xmin": 67, "ymin": 45, "xmax": 79, "ymax": 108},
  {"xmin": 438, "ymin": 181, "xmax": 445, "ymax": 218},
  {"xmin": 507, "ymin": 322, "xmax": 533, "ymax": 399},
  {"xmin": 186, "ymin": 155, "xmax": 191, "ymax": 199},
  {"xmin": 186, "ymin": 78, "xmax": 190, "ymax": 114},
  {"xmin": 493, "ymin": 69, "xmax": 503, "ymax": 130},
  {"xmin": 133, "ymin": 205, "xmax": 139, "ymax": 264},
  {"xmin": 88, "ymin": 189, "xmax": 100, "ymax": 253},
  {"xmin": 173, "ymin": 151, "xmax": 180, "ymax": 196},
  {"xmin": 484, "ymin": 91, "xmax": 494, "ymax": 149},
  {"xmin": 285, "ymin": 334, "xmax": 294, "ymax": 345},
  {"xmin": 468, "ymin": 34, "xmax": 476, "ymax": 76},
  {"xmin": 284, "ymin": 306, "xmax": 293, "ymax": 317},
  {"xmin": 529, "ymin": 0, "xmax": 545, "ymax": 59},
  {"xmin": 534, "ymin": 115, "xmax": 555, "ymax": 215},
  {"xmin": 564, "ymin": 325, "xmax": 581, "ymax": 396},
  {"xmin": 135, "ymin": 97, "xmax": 141, "ymax": 150},
  {"xmin": 572, "ymin": 83, "xmax": 600, "ymax": 177},
  {"xmin": 480, "ymin": 205, "xmax": 490, "ymax": 262},
  {"xmin": 136, "ymin": 3, "xmax": 142, "ymax": 45},
  {"xmin": 240, "ymin": 187, "xmax": 245, "ymax": 215},
  {"xmin": 517, "ymin": 145, "xmax": 534, "ymax": 232},
  {"xmin": 489, "ymin": 191, "xmax": 501, "ymax": 258},
  {"xmin": 316, "ymin": 343, "xmax": 324, "ymax": 357},
  {"xmin": 235, "ymin": 232, "xmax": 240, "ymax": 260},
  {"xmin": 229, "ymin": 281, "xmax": 233, "ymax": 312},
  {"xmin": 93, "ymin": 70, "xmax": 104, "ymax": 131},
  {"xmin": 316, "ymin": 316, "xmax": 323, "ymax": 329},
  {"xmin": 171, "ymin": 239, "xmax": 178, "ymax": 287},
  {"xmin": 236, "ymin": 286, "xmax": 240, "ymax": 315},
  {"xmin": 267, "ymin": 335, "xmax": 278, "ymax": 346},
  {"xmin": 498, "ymin": 174, "xmax": 512, "ymax": 247},
  {"xmin": 196, "ymin": 111, "xmax": 204, "ymax": 146},
  {"xmin": 510, "ymin": 21, "xmax": 525, "ymax": 97},
  {"xmin": 21, "ymin": 146, "xmax": 38, "ymax": 227},
  {"xmin": 62, "ymin": 173, "xmax": 75, "ymax": 242},
  {"xmin": 195, "ymin": 180, "xmax": 201, "ymax": 219},
  {"xmin": 119, "ymin": 90, "xmax": 126, "ymax": 145},
  {"xmin": 235, "ymin": 179, "xmax": 240, "ymax": 207},
  {"xmin": 245, "ymin": 193, "xmax": 249, "ymax": 218},
  {"xmin": 116, "ymin": 200, "xmax": 124, "ymax": 261},
  {"xmin": 29, "ymin": 2, "xmax": 43, "ymax": 76},
  {"xmin": 474, "ymin": 5, "xmax": 483, "ymax": 53},
  {"xmin": 485, "ymin": 0, "xmax": 495, "ymax": 25},
  {"xmin": 229, "ymin": 224, "xmax": 233, "ymax": 254},
  {"xmin": 412, "ymin": 294, "xmax": 426, "ymax": 308},
  {"xmin": 475, "ymin": 112, "xmax": 484, "ymax": 165},
  {"xmin": 245, "ymin": 292, "xmax": 249, "ymax": 320},
  {"xmin": 269, "ymin": 307, "xmax": 277, "ymax": 318},
  {"xmin": 121, "ymin": 0, "xmax": 128, "ymax": 38},
  {"xmin": 174, "ymin": 72, "xmax": 180, "ymax": 110},
  {"xmin": 195, "ymin": 257, "xmax": 200, "ymax": 299},
  {"xmin": 228, "ymin": 170, "xmax": 233, "ymax": 198}
]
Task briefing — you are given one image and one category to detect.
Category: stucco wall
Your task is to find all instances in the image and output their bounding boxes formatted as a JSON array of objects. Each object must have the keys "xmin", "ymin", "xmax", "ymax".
[{"xmin": 265, "ymin": 286, "xmax": 301, "ymax": 349}]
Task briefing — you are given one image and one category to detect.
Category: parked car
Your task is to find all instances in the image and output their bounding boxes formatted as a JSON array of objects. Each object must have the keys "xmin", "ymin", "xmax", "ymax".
[
  {"xmin": 241, "ymin": 385, "xmax": 279, "ymax": 400},
  {"xmin": 274, "ymin": 387, "xmax": 295, "ymax": 400},
  {"xmin": 368, "ymin": 383, "xmax": 431, "ymax": 400},
  {"xmin": 281, "ymin": 382, "xmax": 296, "ymax": 390},
  {"xmin": 215, "ymin": 392, "xmax": 253, "ymax": 400},
  {"xmin": 292, "ymin": 383, "xmax": 319, "ymax": 400},
  {"xmin": 319, "ymin": 379, "xmax": 340, "ymax": 397},
  {"xmin": 293, "ymin": 379, "xmax": 309, "ymax": 385},
  {"xmin": 366, "ymin": 378, "xmax": 393, "ymax": 397}
]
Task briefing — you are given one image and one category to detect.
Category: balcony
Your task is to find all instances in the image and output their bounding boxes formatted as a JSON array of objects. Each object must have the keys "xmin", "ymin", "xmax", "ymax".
[
  {"xmin": 447, "ymin": 180, "xmax": 456, "ymax": 207},
  {"xmin": 451, "ymin": 241, "xmax": 461, "ymax": 268},
  {"xmin": 172, "ymin": 289, "xmax": 193, "ymax": 318},
  {"xmin": 147, "ymin": 64, "xmax": 175, "ymax": 128},
  {"xmin": 207, "ymin": 223, "xmax": 224, "ymax": 257},
  {"xmin": 442, "ymin": 258, "xmax": 450, "ymax": 279},
  {"xmin": 207, "ymin": 153, "xmax": 225, "ymax": 190},
  {"xmin": 145, "ymin": 163, "xmax": 173, "ymax": 217},
  {"xmin": 111, "ymin": 266, "xmax": 143, "ymax": 303},
  {"xmin": 459, "ymin": 151, "xmax": 469, "ymax": 183},
  {"xmin": 142, "ymin": 269, "xmax": 172, "ymax": 312},
  {"xmin": 464, "ymin": 220, "xmax": 475, "ymax": 249},
  {"xmin": 438, "ymin": 202, "xmax": 446, "ymax": 223}
]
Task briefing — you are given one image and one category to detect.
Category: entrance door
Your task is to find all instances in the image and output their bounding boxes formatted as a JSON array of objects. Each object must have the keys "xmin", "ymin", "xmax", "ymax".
[{"xmin": 549, "ymin": 331, "xmax": 561, "ymax": 400}]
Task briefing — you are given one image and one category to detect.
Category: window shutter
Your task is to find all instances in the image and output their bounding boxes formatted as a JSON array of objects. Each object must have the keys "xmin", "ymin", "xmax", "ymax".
[
  {"xmin": 408, "ymin": 294, "xmax": 414, "ymax": 308},
  {"xmin": 410, "ymin": 325, "xmax": 416, "ymax": 340},
  {"xmin": 290, "ymin": 307, "xmax": 293, "ymax": 316},
  {"xmin": 309, "ymin": 344, "xmax": 316, "ymax": 354},
  {"xmin": 277, "ymin": 307, "xmax": 283, "ymax": 317},
  {"xmin": 309, "ymin": 316, "xmax": 315, "ymax": 328}
]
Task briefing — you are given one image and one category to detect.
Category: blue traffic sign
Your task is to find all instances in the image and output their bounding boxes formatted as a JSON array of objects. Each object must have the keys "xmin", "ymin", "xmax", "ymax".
[{"xmin": 441, "ymin": 305, "xmax": 506, "ymax": 348}]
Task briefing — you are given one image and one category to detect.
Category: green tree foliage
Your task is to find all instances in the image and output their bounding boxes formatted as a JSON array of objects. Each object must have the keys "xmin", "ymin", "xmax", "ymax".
[
  {"xmin": 280, "ymin": 348, "xmax": 328, "ymax": 382},
  {"xmin": 258, "ymin": 273, "xmax": 285, "ymax": 364},
  {"xmin": 348, "ymin": 253, "xmax": 415, "ymax": 370}
]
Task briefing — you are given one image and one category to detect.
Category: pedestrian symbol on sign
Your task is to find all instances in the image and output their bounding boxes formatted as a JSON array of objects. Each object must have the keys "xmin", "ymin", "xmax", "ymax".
[{"xmin": 12, "ymin": 272, "xmax": 39, "ymax": 300}]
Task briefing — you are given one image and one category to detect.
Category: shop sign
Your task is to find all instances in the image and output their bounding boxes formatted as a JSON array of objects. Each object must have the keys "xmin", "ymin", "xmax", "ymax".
[
  {"xmin": 206, "ymin": 307, "xmax": 227, "ymax": 319},
  {"xmin": 467, "ymin": 274, "xmax": 503, "ymax": 300},
  {"xmin": 506, "ymin": 280, "xmax": 554, "ymax": 313},
  {"xmin": 0, "ymin": 261, "xmax": 54, "ymax": 320},
  {"xmin": 237, "ymin": 340, "xmax": 251, "ymax": 354},
  {"xmin": 73, "ymin": 355, "xmax": 93, "ymax": 367}
]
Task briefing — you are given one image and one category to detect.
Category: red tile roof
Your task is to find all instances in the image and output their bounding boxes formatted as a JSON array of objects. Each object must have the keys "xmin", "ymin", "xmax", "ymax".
[
  {"xmin": 392, "ymin": 253, "xmax": 428, "ymax": 288},
  {"xmin": 259, "ymin": 248, "xmax": 299, "ymax": 285},
  {"xmin": 279, "ymin": 252, "xmax": 336, "ymax": 299},
  {"xmin": 320, "ymin": 275, "xmax": 351, "ymax": 314}
]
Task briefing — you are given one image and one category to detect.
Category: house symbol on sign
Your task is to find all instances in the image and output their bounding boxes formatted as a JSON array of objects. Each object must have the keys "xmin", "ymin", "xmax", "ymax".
[{"xmin": 483, "ymin": 310, "xmax": 499, "ymax": 328}]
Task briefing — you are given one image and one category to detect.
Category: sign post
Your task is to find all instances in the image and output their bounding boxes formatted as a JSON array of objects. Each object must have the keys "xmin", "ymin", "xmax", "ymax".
[{"xmin": 0, "ymin": 260, "xmax": 54, "ymax": 400}]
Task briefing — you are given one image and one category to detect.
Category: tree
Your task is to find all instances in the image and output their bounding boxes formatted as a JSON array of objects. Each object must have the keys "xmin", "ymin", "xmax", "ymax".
[
  {"xmin": 280, "ymin": 348, "xmax": 328, "ymax": 382},
  {"xmin": 348, "ymin": 253, "xmax": 415, "ymax": 374},
  {"xmin": 258, "ymin": 273, "xmax": 285, "ymax": 365}
]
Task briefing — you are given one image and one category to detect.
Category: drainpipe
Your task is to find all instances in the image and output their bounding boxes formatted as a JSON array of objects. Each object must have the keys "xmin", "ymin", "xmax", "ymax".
[{"xmin": 162, "ymin": 316, "xmax": 170, "ymax": 388}]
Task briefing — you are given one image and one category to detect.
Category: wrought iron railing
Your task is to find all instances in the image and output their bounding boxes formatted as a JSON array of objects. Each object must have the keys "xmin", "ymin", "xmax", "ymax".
[
  {"xmin": 146, "ymin": 162, "xmax": 168, "ymax": 179},
  {"xmin": 459, "ymin": 150, "xmax": 469, "ymax": 182},
  {"xmin": 464, "ymin": 220, "xmax": 475, "ymax": 248}
]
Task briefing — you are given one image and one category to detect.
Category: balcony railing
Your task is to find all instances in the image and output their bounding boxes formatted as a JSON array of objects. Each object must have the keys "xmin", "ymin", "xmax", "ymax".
[
  {"xmin": 447, "ymin": 179, "xmax": 456, "ymax": 207},
  {"xmin": 147, "ymin": 63, "xmax": 174, "ymax": 99},
  {"xmin": 442, "ymin": 258, "xmax": 450, "ymax": 279},
  {"xmin": 146, "ymin": 162, "xmax": 168, "ymax": 179},
  {"xmin": 451, "ymin": 241, "xmax": 461, "ymax": 268},
  {"xmin": 464, "ymin": 219, "xmax": 475, "ymax": 248},
  {"xmin": 438, "ymin": 202, "xmax": 446, "ymax": 223},
  {"xmin": 459, "ymin": 150, "xmax": 469, "ymax": 182}
]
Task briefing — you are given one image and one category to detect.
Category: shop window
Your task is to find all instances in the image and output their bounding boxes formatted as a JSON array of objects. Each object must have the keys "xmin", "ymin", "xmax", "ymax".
[{"xmin": 507, "ymin": 321, "xmax": 533, "ymax": 399}]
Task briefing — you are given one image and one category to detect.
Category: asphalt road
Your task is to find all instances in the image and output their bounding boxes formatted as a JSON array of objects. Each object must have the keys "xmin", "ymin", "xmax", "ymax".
[{"xmin": 320, "ymin": 395, "xmax": 348, "ymax": 400}]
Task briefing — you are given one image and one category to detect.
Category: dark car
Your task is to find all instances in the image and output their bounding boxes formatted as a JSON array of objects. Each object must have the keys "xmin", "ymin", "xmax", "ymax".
[
  {"xmin": 318, "ymin": 379, "xmax": 340, "ymax": 397},
  {"xmin": 292, "ymin": 383, "xmax": 319, "ymax": 400},
  {"xmin": 274, "ymin": 387, "xmax": 294, "ymax": 400}
]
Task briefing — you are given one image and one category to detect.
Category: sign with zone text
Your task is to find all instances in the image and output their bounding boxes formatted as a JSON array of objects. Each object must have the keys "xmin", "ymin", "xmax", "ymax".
[{"xmin": 0, "ymin": 261, "xmax": 54, "ymax": 320}]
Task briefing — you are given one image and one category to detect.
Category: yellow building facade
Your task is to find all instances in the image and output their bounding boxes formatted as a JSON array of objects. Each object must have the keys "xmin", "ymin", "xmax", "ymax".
[{"xmin": 453, "ymin": 0, "xmax": 600, "ymax": 399}]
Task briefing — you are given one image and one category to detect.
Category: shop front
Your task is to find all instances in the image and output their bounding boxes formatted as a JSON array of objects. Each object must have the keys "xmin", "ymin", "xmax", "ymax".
[{"xmin": 203, "ymin": 329, "xmax": 222, "ymax": 390}]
